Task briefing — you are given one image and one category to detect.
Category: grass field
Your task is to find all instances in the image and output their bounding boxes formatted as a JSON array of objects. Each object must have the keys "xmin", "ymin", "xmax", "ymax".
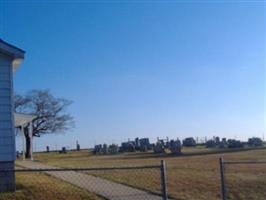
[
  {"xmin": 25, "ymin": 147, "xmax": 266, "ymax": 200},
  {"xmin": 0, "ymin": 172, "xmax": 103, "ymax": 200}
]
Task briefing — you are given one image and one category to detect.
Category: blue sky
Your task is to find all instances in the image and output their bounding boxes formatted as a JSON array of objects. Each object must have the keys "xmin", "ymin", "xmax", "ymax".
[{"xmin": 0, "ymin": 1, "xmax": 265, "ymax": 151}]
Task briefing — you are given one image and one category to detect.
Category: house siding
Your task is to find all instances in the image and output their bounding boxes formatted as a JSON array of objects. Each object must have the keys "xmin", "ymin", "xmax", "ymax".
[
  {"xmin": 0, "ymin": 53, "xmax": 15, "ymax": 162},
  {"xmin": 0, "ymin": 41, "xmax": 24, "ymax": 192}
]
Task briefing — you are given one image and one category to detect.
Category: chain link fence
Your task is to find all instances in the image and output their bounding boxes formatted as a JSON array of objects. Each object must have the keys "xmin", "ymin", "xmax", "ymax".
[
  {"xmin": 219, "ymin": 158, "xmax": 266, "ymax": 200},
  {"xmin": 0, "ymin": 161, "xmax": 168, "ymax": 200},
  {"xmin": 3, "ymin": 157, "xmax": 265, "ymax": 200}
]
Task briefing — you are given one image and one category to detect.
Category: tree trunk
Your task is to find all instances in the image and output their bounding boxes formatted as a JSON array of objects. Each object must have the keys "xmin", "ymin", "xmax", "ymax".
[{"xmin": 24, "ymin": 127, "xmax": 31, "ymax": 159}]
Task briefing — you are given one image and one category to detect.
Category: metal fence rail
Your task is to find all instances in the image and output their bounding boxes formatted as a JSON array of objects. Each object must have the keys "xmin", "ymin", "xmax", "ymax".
[
  {"xmin": 219, "ymin": 157, "xmax": 266, "ymax": 200},
  {"xmin": 0, "ymin": 161, "xmax": 168, "ymax": 200},
  {"xmin": 223, "ymin": 161, "xmax": 266, "ymax": 165},
  {"xmin": 8, "ymin": 165, "xmax": 162, "ymax": 172}
]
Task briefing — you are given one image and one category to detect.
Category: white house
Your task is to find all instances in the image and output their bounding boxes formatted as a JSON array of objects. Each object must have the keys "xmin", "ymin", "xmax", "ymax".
[{"xmin": 0, "ymin": 39, "xmax": 25, "ymax": 192}]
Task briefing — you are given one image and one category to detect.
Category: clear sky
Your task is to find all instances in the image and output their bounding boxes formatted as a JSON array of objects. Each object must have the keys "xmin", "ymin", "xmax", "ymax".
[{"xmin": 0, "ymin": 1, "xmax": 265, "ymax": 151}]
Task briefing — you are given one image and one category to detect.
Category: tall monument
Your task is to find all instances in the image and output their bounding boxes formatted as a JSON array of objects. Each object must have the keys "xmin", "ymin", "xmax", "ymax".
[{"xmin": 0, "ymin": 39, "xmax": 25, "ymax": 192}]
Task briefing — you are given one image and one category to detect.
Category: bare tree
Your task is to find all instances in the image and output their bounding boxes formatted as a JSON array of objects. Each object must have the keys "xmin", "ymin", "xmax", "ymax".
[{"xmin": 14, "ymin": 90, "xmax": 74, "ymax": 158}]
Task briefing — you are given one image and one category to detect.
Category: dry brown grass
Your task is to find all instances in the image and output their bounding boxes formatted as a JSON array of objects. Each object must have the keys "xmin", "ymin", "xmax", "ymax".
[
  {"xmin": 0, "ymin": 172, "xmax": 103, "ymax": 200},
  {"xmin": 32, "ymin": 147, "xmax": 266, "ymax": 200}
]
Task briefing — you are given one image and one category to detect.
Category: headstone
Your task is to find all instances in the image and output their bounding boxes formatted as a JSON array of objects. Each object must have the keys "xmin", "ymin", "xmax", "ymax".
[
  {"xmin": 139, "ymin": 138, "xmax": 150, "ymax": 152},
  {"xmin": 109, "ymin": 144, "xmax": 119, "ymax": 154},
  {"xmin": 215, "ymin": 137, "xmax": 220, "ymax": 145},
  {"xmin": 219, "ymin": 138, "xmax": 227, "ymax": 148},
  {"xmin": 59, "ymin": 147, "xmax": 67, "ymax": 153},
  {"xmin": 169, "ymin": 140, "xmax": 182, "ymax": 154},
  {"xmin": 102, "ymin": 144, "xmax": 108, "ymax": 154},
  {"xmin": 135, "ymin": 137, "xmax": 140, "ymax": 150},
  {"xmin": 46, "ymin": 146, "xmax": 50, "ymax": 153},
  {"xmin": 127, "ymin": 142, "xmax": 135, "ymax": 152},
  {"xmin": 93, "ymin": 144, "xmax": 102, "ymax": 154},
  {"xmin": 120, "ymin": 142, "xmax": 128, "ymax": 152},
  {"xmin": 248, "ymin": 137, "xmax": 263, "ymax": 147},
  {"xmin": 76, "ymin": 141, "xmax": 80, "ymax": 151},
  {"xmin": 206, "ymin": 140, "xmax": 216, "ymax": 148},
  {"xmin": 227, "ymin": 139, "xmax": 243, "ymax": 148},
  {"xmin": 120, "ymin": 141, "xmax": 135, "ymax": 152},
  {"xmin": 182, "ymin": 137, "xmax": 196, "ymax": 147},
  {"xmin": 153, "ymin": 141, "xmax": 165, "ymax": 154}
]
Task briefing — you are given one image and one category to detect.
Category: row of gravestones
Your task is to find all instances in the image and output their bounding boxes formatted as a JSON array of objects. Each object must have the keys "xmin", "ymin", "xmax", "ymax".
[
  {"xmin": 45, "ymin": 141, "xmax": 81, "ymax": 154},
  {"xmin": 44, "ymin": 136, "xmax": 264, "ymax": 155},
  {"xmin": 120, "ymin": 137, "xmax": 152, "ymax": 152},
  {"xmin": 205, "ymin": 137, "xmax": 264, "ymax": 149},
  {"xmin": 153, "ymin": 139, "xmax": 182, "ymax": 154},
  {"xmin": 93, "ymin": 144, "xmax": 119, "ymax": 155},
  {"xmin": 93, "ymin": 138, "xmax": 182, "ymax": 155},
  {"xmin": 44, "ymin": 137, "xmax": 181, "ymax": 155},
  {"xmin": 43, "ymin": 137, "xmax": 189, "ymax": 155}
]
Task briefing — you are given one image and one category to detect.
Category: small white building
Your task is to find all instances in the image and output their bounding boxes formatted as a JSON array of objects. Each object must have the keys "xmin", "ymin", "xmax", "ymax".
[
  {"xmin": 0, "ymin": 39, "xmax": 25, "ymax": 192},
  {"xmin": 14, "ymin": 113, "xmax": 36, "ymax": 160}
]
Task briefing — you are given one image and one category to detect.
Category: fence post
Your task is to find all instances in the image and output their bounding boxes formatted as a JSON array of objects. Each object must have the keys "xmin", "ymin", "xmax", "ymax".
[
  {"xmin": 219, "ymin": 157, "xmax": 227, "ymax": 200},
  {"xmin": 160, "ymin": 160, "xmax": 168, "ymax": 200}
]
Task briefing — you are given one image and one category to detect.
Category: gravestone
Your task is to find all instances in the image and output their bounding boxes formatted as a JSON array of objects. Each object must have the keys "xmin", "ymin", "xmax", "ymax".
[
  {"xmin": 182, "ymin": 137, "xmax": 196, "ymax": 147},
  {"xmin": 139, "ymin": 138, "xmax": 150, "ymax": 151},
  {"xmin": 108, "ymin": 144, "xmax": 119, "ymax": 154},
  {"xmin": 248, "ymin": 137, "xmax": 263, "ymax": 147},
  {"xmin": 59, "ymin": 147, "xmax": 67, "ymax": 153},
  {"xmin": 76, "ymin": 141, "xmax": 80, "ymax": 151},
  {"xmin": 153, "ymin": 141, "xmax": 165, "ymax": 154},
  {"xmin": 93, "ymin": 144, "xmax": 102, "ymax": 154},
  {"xmin": 206, "ymin": 140, "xmax": 216, "ymax": 148},
  {"xmin": 102, "ymin": 144, "xmax": 108, "ymax": 154},
  {"xmin": 0, "ymin": 39, "xmax": 25, "ymax": 192},
  {"xmin": 169, "ymin": 139, "xmax": 182, "ymax": 155},
  {"xmin": 120, "ymin": 141, "xmax": 135, "ymax": 152},
  {"xmin": 134, "ymin": 137, "xmax": 140, "ymax": 150}
]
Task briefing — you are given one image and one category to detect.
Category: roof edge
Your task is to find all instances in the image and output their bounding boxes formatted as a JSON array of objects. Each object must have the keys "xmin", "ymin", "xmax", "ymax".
[
  {"xmin": 0, "ymin": 39, "xmax": 26, "ymax": 54},
  {"xmin": 0, "ymin": 39, "xmax": 25, "ymax": 61}
]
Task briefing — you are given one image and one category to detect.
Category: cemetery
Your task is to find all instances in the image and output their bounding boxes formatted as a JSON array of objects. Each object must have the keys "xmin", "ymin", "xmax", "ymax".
[
  {"xmin": 92, "ymin": 135, "xmax": 264, "ymax": 157},
  {"xmin": 29, "ymin": 145, "xmax": 266, "ymax": 200}
]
